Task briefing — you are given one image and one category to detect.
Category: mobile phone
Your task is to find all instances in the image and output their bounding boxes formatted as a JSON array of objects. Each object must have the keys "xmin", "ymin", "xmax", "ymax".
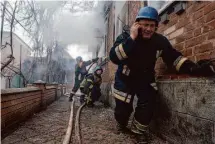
[{"xmin": 138, "ymin": 28, "xmax": 142, "ymax": 38}]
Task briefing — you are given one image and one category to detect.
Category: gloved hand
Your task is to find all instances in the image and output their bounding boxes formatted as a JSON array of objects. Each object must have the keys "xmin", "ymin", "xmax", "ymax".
[
  {"xmin": 92, "ymin": 57, "xmax": 99, "ymax": 63},
  {"xmin": 191, "ymin": 59, "xmax": 215, "ymax": 76}
]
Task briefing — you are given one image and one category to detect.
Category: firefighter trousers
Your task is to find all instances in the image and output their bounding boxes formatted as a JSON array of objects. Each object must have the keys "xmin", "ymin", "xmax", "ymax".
[
  {"xmin": 71, "ymin": 78, "xmax": 84, "ymax": 93},
  {"xmin": 114, "ymin": 84, "xmax": 157, "ymax": 131}
]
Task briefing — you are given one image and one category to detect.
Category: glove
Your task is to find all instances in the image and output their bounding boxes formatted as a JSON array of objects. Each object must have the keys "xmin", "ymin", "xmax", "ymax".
[
  {"xmin": 191, "ymin": 59, "xmax": 215, "ymax": 76},
  {"xmin": 92, "ymin": 57, "xmax": 99, "ymax": 63}
]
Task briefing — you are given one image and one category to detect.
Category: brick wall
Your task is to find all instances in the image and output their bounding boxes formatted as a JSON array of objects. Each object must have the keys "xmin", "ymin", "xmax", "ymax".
[
  {"xmin": 156, "ymin": 1, "xmax": 215, "ymax": 77},
  {"xmin": 128, "ymin": 1, "xmax": 141, "ymax": 26},
  {"xmin": 1, "ymin": 84, "xmax": 65, "ymax": 138},
  {"xmin": 103, "ymin": 3, "xmax": 117, "ymax": 83}
]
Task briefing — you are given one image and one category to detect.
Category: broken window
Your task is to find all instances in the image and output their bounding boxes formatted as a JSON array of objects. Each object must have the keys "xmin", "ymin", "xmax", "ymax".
[{"xmin": 147, "ymin": 1, "xmax": 173, "ymax": 12}]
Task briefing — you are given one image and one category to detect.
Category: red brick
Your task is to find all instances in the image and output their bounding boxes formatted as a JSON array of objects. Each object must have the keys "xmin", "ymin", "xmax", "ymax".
[
  {"xmin": 175, "ymin": 35, "xmax": 185, "ymax": 44},
  {"xmin": 194, "ymin": 28, "xmax": 201, "ymax": 37},
  {"xmin": 184, "ymin": 31, "xmax": 194, "ymax": 40},
  {"xmin": 176, "ymin": 16, "xmax": 190, "ymax": 29},
  {"xmin": 174, "ymin": 42, "xmax": 184, "ymax": 51},
  {"xmin": 169, "ymin": 13, "xmax": 177, "ymax": 19},
  {"xmin": 185, "ymin": 34, "xmax": 207, "ymax": 48},
  {"xmin": 182, "ymin": 48, "xmax": 193, "ymax": 57},
  {"xmin": 205, "ymin": 10, "xmax": 215, "ymax": 22},
  {"xmin": 196, "ymin": 52, "xmax": 211, "ymax": 61},
  {"xmin": 1, "ymin": 91, "xmax": 41, "ymax": 102},
  {"xmin": 207, "ymin": 19, "xmax": 215, "ymax": 29},
  {"xmin": 185, "ymin": 23, "xmax": 195, "ymax": 32},
  {"xmin": 2, "ymin": 94, "xmax": 41, "ymax": 108},
  {"xmin": 1, "ymin": 98, "xmax": 41, "ymax": 116},
  {"xmin": 167, "ymin": 17, "xmax": 178, "ymax": 27},
  {"xmin": 208, "ymin": 29, "xmax": 215, "ymax": 39},
  {"xmin": 202, "ymin": 25, "xmax": 211, "ymax": 33},
  {"xmin": 204, "ymin": 2, "xmax": 215, "ymax": 15},
  {"xmin": 194, "ymin": 42, "xmax": 213, "ymax": 54},
  {"xmin": 169, "ymin": 28, "xmax": 185, "ymax": 40},
  {"xmin": 192, "ymin": 2, "xmax": 206, "ymax": 12},
  {"xmin": 195, "ymin": 16, "xmax": 205, "ymax": 27},
  {"xmin": 187, "ymin": 1, "xmax": 193, "ymax": 8},
  {"xmin": 193, "ymin": 9, "xmax": 204, "ymax": 20},
  {"xmin": 185, "ymin": 38, "xmax": 195, "ymax": 48}
]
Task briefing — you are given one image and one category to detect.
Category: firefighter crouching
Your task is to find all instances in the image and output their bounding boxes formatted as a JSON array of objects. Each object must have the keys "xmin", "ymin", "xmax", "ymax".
[
  {"xmin": 109, "ymin": 6, "xmax": 215, "ymax": 143},
  {"xmin": 69, "ymin": 56, "xmax": 99, "ymax": 101},
  {"xmin": 79, "ymin": 66, "xmax": 103, "ymax": 107}
]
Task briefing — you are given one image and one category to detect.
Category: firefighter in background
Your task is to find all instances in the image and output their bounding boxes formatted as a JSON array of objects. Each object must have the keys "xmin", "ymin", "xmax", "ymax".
[
  {"xmin": 109, "ymin": 6, "xmax": 215, "ymax": 143},
  {"xmin": 79, "ymin": 66, "xmax": 103, "ymax": 107},
  {"xmin": 69, "ymin": 56, "xmax": 99, "ymax": 101}
]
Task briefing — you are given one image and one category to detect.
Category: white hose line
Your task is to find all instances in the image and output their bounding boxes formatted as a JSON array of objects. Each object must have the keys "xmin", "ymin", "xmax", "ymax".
[{"xmin": 63, "ymin": 98, "xmax": 75, "ymax": 144}]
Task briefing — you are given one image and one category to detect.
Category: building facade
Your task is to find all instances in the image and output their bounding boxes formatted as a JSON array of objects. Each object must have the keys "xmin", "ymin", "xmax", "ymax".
[{"xmin": 1, "ymin": 31, "xmax": 32, "ymax": 89}]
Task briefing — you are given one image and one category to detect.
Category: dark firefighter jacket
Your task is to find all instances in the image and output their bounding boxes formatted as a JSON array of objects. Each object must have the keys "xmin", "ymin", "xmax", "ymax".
[
  {"xmin": 75, "ymin": 60, "xmax": 92, "ymax": 81},
  {"xmin": 109, "ymin": 32, "xmax": 189, "ymax": 103},
  {"xmin": 80, "ymin": 73, "xmax": 102, "ymax": 96}
]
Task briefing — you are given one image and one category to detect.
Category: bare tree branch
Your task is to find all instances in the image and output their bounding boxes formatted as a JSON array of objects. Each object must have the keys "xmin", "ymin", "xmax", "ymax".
[
  {"xmin": 1, "ymin": 55, "xmax": 15, "ymax": 71},
  {"xmin": 1, "ymin": 1, "xmax": 6, "ymax": 46}
]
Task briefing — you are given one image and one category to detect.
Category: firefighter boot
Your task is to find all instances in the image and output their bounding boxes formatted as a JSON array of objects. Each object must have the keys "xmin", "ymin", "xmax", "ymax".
[
  {"xmin": 80, "ymin": 95, "xmax": 85, "ymax": 104},
  {"xmin": 135, "ymin": 134, "xmax": 148, "ymax": 144},
  {"xmin": 87, "ymin": 101, "xmax": 95, "ymax": 107},
  {"xmin": 69, "ymin": 93, "xmax": 74, "ymax": 102},
  {"xmin": 131, "ymin": 124, "xmax": 149, "ymax": 144},
  {"xmin": 115, "ymin": 123, "xmax": 133, "ymax": 135}
]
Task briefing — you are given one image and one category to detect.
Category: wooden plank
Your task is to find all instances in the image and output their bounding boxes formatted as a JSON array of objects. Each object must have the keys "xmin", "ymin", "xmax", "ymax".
[
  {"xmin": 1, "ymin": 94, "xmax": 41, "ymax": 109},
  {"xmin": 1, "ymin": 87, "xmax": 40, "ymax": 95},
  {"xmin": 1, "ymin": 98, "xmax": 41, "ymax": 116},
  {"xmin": 44, "ymin": 91, "xmax": 55, "ymax": 96},
  {"xmin": 3, "ymin": 101, "xmax": 40, "ymax": 128},
  {"xmin": 1, "ymin": 91, "xmax": 41, "ymax": 102}
]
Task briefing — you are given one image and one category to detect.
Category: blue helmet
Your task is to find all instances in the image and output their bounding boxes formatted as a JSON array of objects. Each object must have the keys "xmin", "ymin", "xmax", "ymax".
[
  {"xmin": 136, "ymin": 6, "xmax": 159, "ymax": 22},
  {"xmin": 76, "ymin": 56, "xmax": 82, "ymax": 62},
  {"xmin": 94, "ymin": 66, "xmax": 103, "ymax": 75}
]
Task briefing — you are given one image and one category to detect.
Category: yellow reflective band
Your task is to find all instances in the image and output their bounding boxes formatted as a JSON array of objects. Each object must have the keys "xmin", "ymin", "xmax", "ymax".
[
  {"xmin": 114, "ymin": 93, "xmax": 131, "ymax": 103},
  {"xmin": 87, "ymin": 95, "xmax": 92, "ymax": 103},
  {"xmin": 131, "ymin": 128, "xmax": 143, "ymax": 135},
  {"xmin": 156, "ymin": 50, "xmax": 163, "ymax": 59},
  {"xmin": 114, "ymin": 89, "xmax": 128, "ymax": 97},
  {"xmin": 115, "ymin": 47, "xmax": 123, "ymax": 60},
  {"xmin": 119, "ymin": 44, "xmax": 128, "ymax": 59},
  {"xmin": 133, "ymin": 118, "xmax": 148, "ymax": 132},
  {"xmin": 89, "ymin": 84, "xmax": 93, "ymax": 89},
  {"xmin": 150, "ymin": 83, "xmax": 158, "ymax": 90},
  {"xmin": 175, "ymin": 57, "xmax": 188, "ymax": 71},
  {"xmin": 87, "ymin": 79, "xmax": 93, "ymax": 83}
]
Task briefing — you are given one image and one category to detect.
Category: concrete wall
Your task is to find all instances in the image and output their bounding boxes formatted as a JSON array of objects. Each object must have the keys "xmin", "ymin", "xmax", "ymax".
[
  {"xmin": 1, "ymin": 84, "xmax": 66, "ymax": 138},
  {"xmin": 152, "ymin": 78, "xmax": 215, "ymax": 143}
]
